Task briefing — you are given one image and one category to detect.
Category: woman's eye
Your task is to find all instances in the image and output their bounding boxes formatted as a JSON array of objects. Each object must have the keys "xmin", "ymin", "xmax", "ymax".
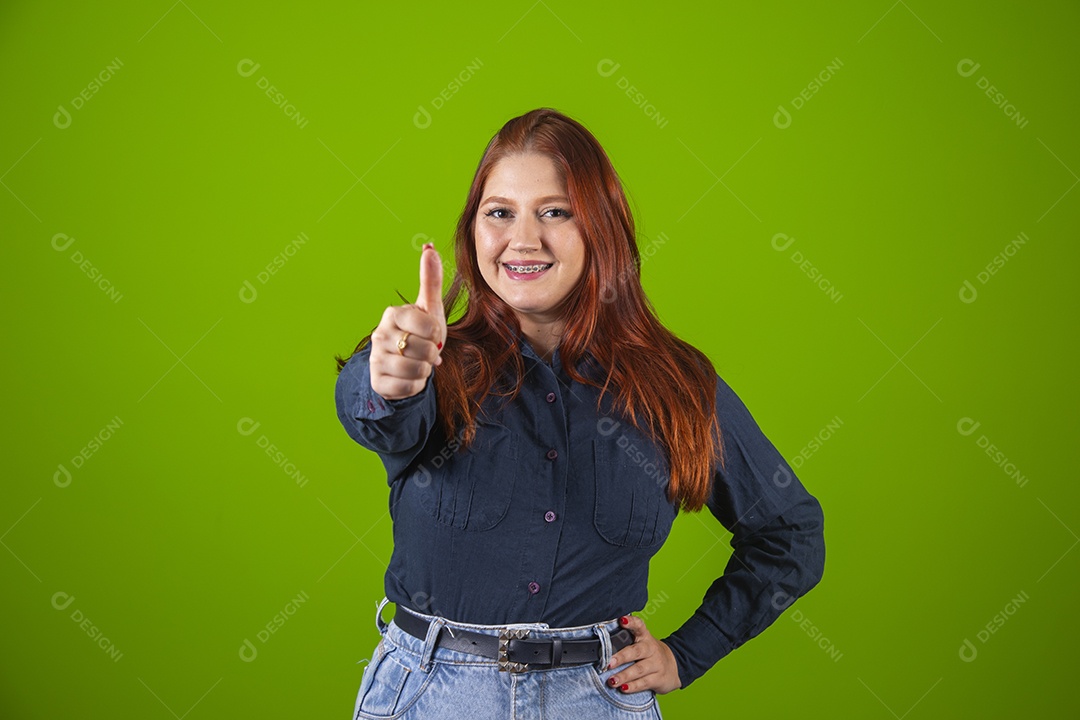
[{"xmin": 483, "ymin": 207, "xmax": 571, "ymax": 219}]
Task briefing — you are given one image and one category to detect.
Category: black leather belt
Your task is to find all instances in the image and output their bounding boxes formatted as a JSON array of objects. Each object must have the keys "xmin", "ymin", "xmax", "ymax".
[{"xmin": 392, "ymin": 608, "xmax": 634, "ymax": 673}]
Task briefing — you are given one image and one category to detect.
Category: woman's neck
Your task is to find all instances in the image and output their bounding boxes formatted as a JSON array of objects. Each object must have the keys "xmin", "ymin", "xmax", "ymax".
[{"xmin": 519, "ymin": 317, "xmax": 564, "ymax": 364}]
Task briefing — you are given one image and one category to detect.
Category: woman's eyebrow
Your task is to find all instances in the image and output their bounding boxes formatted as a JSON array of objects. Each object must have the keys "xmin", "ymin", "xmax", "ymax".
[{"xmin": 480, "ymin": 194, "xmax": 569, "ymax": 206}]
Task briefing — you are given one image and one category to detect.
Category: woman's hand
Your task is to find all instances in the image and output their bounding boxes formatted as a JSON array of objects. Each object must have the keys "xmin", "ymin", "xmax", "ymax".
[
  {"xmin": 606, "ymin": 614, "xmax": 683, "ymax": 695},
  {"xmin": 369, "ymin": 243, "xmax": 447, "ymax": 400}
]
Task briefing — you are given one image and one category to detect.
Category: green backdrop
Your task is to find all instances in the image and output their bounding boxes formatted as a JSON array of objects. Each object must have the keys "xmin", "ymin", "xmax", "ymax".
[{"xmin": 3, "ymin": 1, "xmax": 1077, "ymax": 717}]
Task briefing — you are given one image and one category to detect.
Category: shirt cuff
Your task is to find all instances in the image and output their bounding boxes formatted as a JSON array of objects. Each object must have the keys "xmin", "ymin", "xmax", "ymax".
[
  {"xmin": 338, "ymin": 345, "xmax": 433, "ymax": 423},
  {"xmin": 661, "ymin": 614, "xmax": 735, "ymax": 690}
]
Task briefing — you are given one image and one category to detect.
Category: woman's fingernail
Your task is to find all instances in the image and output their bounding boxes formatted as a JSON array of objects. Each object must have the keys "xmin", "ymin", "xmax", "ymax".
[
  {"xmin": 437, "ymin": 341, "xmax": 442, "ymax": 350},
  {"xmin": 608, "ymin": 678, "xmax": 617, "ymax": 687},
  {"xmin": 620, "ymin": 684, "xmax": 629, "ymax": 692},
  {"xmin": 423, "ymin": 242, "xmax": 433, "ymax": 251},
  {"xmin": 619, "ymin": 616, "xmax": 629, "ymax": 625}
]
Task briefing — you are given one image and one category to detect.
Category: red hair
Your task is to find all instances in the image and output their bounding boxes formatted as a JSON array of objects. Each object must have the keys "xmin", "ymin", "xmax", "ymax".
[{"xmin": 336, "ymin": 108, "xmax": 723, "ymax": 512}]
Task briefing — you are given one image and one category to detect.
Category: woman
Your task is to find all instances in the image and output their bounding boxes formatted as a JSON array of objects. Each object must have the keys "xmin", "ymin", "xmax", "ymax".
[{"xmin": 334, "ymin": 107, "xmax": 825, "ymax": 719}]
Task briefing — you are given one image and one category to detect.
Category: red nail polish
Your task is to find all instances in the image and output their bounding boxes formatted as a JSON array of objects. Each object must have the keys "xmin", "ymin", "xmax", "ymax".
[
  {"xmin": 437, "ymin": 341, "xmax": 442, "ymax": 350},
  {"xmin": 620, "ymin": 684, "xmax": 629, "ymax": 692},
  {"xmin": 608, "ymin": 677, "xmax": 617, "ymax": 687},
  {"xmin": 619, "ymin": 616, "xmax": 629, "ymax": 625}
]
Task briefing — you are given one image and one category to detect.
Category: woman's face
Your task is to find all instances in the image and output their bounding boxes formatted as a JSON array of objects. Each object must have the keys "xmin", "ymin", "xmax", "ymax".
[{"xmin": 474, "ymin": 152, "xmax": 586, "ymax": 327}]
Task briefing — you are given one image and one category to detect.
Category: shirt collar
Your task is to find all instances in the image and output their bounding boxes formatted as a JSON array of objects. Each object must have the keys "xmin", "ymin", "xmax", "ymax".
[
  {"xmin": 516, "ymin": 331, "xmax": 554, "ymax": 367},
  {"xmin": 516, "ymin": 330, "xmax": 604, "ymax": 380}
]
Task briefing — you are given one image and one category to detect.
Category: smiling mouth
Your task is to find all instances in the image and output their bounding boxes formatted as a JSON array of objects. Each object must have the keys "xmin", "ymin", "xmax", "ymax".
[{"xmin": 503, "ymin": 262, "xmax": 553, "ymax": 274}]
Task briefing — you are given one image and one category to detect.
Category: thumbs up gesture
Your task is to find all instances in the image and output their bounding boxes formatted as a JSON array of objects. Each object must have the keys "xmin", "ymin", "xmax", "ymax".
[{"xmin": 370, "ymin": 243, "xmax": 448, "ymax": 400}]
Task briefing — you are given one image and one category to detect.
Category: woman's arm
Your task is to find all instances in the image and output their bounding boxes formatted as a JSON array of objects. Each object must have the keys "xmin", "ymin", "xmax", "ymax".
[
  {"xmin": 334, "ymin": 243, "xmax": 446, "ymax": 484},
  {"xmin": 660, "ymin": 373, "xmax": 827, "ymax": 689},
  {"xmin": 335, "ymin": 342, "xmax": 439, "ymax": 485}
]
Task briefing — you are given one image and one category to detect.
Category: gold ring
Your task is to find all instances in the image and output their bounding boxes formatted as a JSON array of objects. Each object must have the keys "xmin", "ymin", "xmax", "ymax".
[{"xmin": 396, "ymin": 332, "xmax": 410, "ymax": 355}]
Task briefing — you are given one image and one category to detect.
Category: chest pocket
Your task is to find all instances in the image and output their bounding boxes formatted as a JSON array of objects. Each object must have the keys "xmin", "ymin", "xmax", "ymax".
[
  {"xmin": 413, "ymin": 418, "xmax": 518, "ymax": 532},
  {"xmin": 592, "ymin": 436, "xmax": 678, "ymax": 548}
]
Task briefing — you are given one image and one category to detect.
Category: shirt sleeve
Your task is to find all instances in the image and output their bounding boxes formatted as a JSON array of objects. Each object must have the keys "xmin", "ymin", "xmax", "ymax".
[
  {"xmin": 660, "ymin": 373, "xmax": 826, "ymax": 689},
  {"xmin": 334, "ymin": 342, "xmax": 438, "ymax": 484}
]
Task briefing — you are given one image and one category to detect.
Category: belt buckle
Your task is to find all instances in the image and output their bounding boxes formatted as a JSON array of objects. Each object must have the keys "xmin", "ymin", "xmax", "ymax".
[{"xmin": 497, "ymin": 628, "xmax": 529, "ymax": 673}]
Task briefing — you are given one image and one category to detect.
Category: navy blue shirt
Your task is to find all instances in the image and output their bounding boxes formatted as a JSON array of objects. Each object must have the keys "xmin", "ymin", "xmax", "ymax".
[{"xmin": 334, "ymin": 334, "xmax": 825, "ymax": 689}]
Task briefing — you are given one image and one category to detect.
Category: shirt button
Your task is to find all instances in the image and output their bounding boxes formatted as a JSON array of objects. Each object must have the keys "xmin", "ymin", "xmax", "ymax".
[
  {"xmin": 544, "ymin": 511, "xmax": 556, "ymax": 523},
  {"xmin": 528, "ymin": 581, "xmax": 541, "ymax": 594},
  {"xmin": 546, "ymin": 392, "xmax": 556, "ymax": 403},
  {"xmin": 546, "ymin": 448, "xmax": 558, "ymax": 461}
]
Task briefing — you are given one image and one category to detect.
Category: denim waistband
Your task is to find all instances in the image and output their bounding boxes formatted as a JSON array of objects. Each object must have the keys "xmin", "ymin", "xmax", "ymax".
[{"xmin": 374, "ymin": 596, "xmax": 623, "ymax": 673}]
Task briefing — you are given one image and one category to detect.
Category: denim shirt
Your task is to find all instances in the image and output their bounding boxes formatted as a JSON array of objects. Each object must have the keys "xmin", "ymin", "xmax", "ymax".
[{"xmin": 334, "ymin": 335, "xmax": 825, "ymax": 689}]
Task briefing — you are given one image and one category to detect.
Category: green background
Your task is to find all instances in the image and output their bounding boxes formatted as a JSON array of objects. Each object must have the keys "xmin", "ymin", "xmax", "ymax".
[{"xmin": 3, "ymin": 1, "xmax": 1078, "ymax": 717}]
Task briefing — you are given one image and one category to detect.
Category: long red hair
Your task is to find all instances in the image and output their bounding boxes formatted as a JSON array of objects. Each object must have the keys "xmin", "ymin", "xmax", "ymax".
[{"xmin": 336, "ymin": 108, "xmax": 723, "ymax": 512}]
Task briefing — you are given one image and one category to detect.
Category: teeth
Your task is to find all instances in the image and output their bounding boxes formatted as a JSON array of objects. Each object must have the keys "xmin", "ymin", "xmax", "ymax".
[{"xmin": 505, "ymin": 263, "xmax": 552, "ymax": 274}]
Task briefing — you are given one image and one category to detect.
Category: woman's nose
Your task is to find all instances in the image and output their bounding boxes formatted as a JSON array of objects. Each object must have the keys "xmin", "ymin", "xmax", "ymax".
[{"xmin": 507, "ymin": 215, "xmax": 542, "ymax": 251}]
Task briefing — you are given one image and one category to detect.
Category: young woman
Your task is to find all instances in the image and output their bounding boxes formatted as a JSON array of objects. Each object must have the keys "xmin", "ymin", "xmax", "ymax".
[{"xmin": 334, "ymin": 107, "xmax": 825, "ymax": 719}]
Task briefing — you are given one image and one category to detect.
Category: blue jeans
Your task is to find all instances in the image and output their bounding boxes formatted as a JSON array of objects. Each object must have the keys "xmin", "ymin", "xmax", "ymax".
[{"xmin": 351, "ymin": 597, "xmax": 664, "ymax": 719}]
